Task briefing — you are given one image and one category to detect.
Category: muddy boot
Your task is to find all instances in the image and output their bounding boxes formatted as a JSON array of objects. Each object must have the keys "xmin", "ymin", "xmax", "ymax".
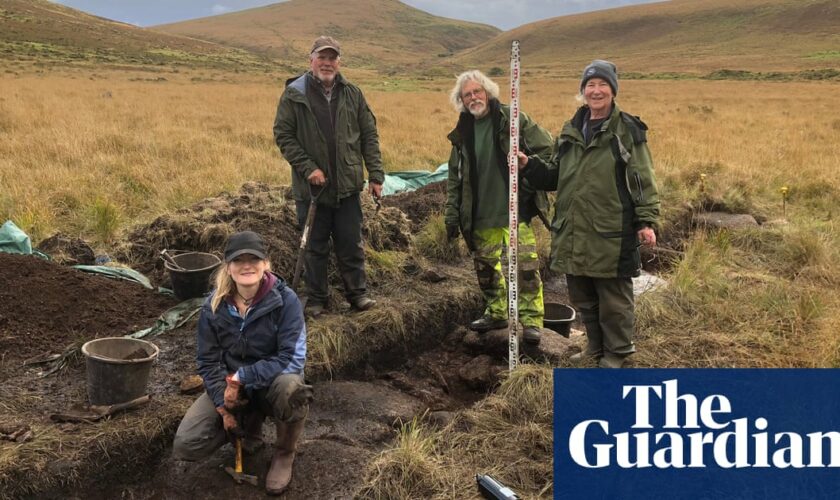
[
  {"xmin": 241, "ymin": 411, "xmax": 265, "ymax": 455},
  {"xmin": 523, "ymin": 327, "xmax": 541, "ymax": 345},
  {"xmin": 598, "ymin": 353, "xmax": 628, "ymax": 369},
  {"xmin": 570, "ymin": 341, "xmax": 603, "ymax": 363},
  {"xmin": 570, "ymin": 312, "xmax": 604, "ymax": 363},
  {"xmin": 266, "ymin": 418, "xmax": 305, "ymax": 495},
  {"xmin": 469, "ymin": 315, "xmax": 508, "ymax": 332}
]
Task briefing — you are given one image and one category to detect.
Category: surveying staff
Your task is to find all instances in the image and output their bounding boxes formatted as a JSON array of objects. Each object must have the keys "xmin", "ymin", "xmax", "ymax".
[
  {"xmin": 172, "ymin": 231, "xmax": 313, "ymax": 495},
  {"xmin": 445, "ymin": 70, "xmax": 553, "ymax": 345},
  {"xmin": 273, "ymin": 36, "xmax": 384, "ymax": 318},
  {"xmin": 518, "ymin": 60, "xmax": 660, "ymax": 368}
]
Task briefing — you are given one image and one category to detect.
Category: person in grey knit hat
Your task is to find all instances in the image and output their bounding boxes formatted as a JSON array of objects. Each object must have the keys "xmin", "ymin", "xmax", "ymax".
[
  {"xmin": 580, "ymin": 59, "xmax": 619, "ymax": 96},
  {"xmin": 517, "ymin": 59, "xmax": 660, "ymax": 369}
]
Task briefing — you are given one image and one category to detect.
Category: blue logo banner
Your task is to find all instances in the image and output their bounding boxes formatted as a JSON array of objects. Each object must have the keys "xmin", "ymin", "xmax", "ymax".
[{"xmin": 554, "ymin": 369, "xmax": 840, "ymax": 500}]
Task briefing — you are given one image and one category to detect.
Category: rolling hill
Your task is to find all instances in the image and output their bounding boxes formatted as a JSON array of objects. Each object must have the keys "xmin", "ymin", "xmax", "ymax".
[
  {"xmin": 154, "ymin": 0, "xmax": 500, "ymax": 69},
  {"xmin": 452, "ymin": 0, "xmax": 840, "ymax": 76},
  {"xmin": 0, "ymin": 0, "xmax": 271, "ymax": 70}
]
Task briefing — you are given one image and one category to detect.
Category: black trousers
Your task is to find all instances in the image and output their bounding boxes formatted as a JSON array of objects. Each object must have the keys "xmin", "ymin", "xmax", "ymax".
[{"xmin": 296, "ymin": 193, "xmax": 367, "ymax": 305}]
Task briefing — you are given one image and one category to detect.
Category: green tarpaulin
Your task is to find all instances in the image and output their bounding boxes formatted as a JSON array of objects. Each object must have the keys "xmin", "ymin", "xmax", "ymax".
[
  {"xmin": 0, "ymin": 220, "xmax": 49, "ymax": 259},
  {"xmin": 128, "ymin": 297, "xmax": 204, "ymax": 339},
  {"xmin": 73, "ymin": 265, "xmax": 155, "ymax": 289},
  {"xmin": 380, "ymin": 163, "xmax": 448, "ymax": 196}
]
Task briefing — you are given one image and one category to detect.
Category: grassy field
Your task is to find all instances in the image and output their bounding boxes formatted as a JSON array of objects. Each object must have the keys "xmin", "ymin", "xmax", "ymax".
[
  {"xmin": 3, "ymin": 69, "xmax": 838, "ymax": 242},
  {"xmin": 4, "ymin": 68, "xmax": 839, "ymax": 368},
  {"xmin": 4, "ymin": 66, "xmax": 840, "ymax": 498}
]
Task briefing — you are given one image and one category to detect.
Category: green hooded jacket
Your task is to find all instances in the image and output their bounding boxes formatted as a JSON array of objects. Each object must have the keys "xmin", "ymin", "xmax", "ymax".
[
  {"xmin": 445, "ymin": 100, "xmax": 553, "ymax": 249},
  {"xmin": 273, "ymin": 72, "xmax": 384, "ymax": 207},
  {"xmin": 522, "ymin": 104, "xmax": 660, "ymax": 278}
]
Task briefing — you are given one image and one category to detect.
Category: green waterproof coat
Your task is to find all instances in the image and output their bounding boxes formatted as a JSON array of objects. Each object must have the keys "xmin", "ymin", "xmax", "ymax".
[
  {"xmin": 445, "ymin": 100, "xmax": 553, "ymax": 249},
  {"xmin": 273, "ymin": 72, "xmax": 384, "ymax": 207},
  {"xmin": 522, "ymin": 104, "xmax": 660, "ymax": 278}
]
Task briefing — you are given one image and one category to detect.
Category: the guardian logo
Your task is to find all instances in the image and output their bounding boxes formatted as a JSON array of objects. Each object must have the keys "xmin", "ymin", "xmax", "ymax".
[
  {"xmin": 555, "ymin": 369, "xmax": 840, "ymax": 499},
  {"xmin": 568, "ymin": 379, "xmax": 840, "ymax": 469}
]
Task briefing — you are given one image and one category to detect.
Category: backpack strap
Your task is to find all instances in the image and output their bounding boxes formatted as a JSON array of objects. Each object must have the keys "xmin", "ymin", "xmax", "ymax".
[{"xmin": 620, "ymin": 112, "xmax": 648, "ymax": 144}]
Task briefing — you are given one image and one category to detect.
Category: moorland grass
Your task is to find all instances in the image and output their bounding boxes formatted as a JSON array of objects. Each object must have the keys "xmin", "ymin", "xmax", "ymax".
[
  {"xmin": 4, "ymin": 73, "xmax": 838, "ymax": 244},
  {"xmin": 3, "ymin": 67, "xmax": 840, "ymax": 498},
  {"xmin": 359, "ymin": 364, "xmax": 553, "ymax": 499}
]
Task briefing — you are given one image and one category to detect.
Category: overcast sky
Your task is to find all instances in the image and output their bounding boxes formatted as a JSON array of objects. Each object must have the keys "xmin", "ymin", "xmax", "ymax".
[{"xmin": 51, "ymin": 0, "xmax": 662, "ymax": 30}]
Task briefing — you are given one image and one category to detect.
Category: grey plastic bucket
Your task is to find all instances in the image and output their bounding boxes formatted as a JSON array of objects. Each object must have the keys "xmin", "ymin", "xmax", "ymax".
[
  {"xmin": 164, "ymin": 252, "xmax": 221, "ymax": 300},
  {"xmin": 82, "ymin": 337, "xmax": 159, "ymax": 406},
  {"xmin": 544, "ymin": 302, "xmax": 576, "ymax": 338}
]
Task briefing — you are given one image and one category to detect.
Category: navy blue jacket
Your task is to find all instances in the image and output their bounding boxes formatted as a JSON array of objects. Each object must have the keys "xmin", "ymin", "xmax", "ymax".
[{"xmin": 196, "ymin": 275, "xmax": 306, "ymax": 409}]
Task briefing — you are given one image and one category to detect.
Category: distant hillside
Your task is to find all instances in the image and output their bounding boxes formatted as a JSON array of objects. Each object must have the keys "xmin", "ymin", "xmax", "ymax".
[
  {"xmin": 155, "ymin": 0, "xmax": 500, "ymax": 69},
  {"xmin": 453, "ymin": 0, "xmax": 840, "ymax": 76},
  {"xmin": 0, "ymin": 0, "xmax": 270, "ymax": 70}
]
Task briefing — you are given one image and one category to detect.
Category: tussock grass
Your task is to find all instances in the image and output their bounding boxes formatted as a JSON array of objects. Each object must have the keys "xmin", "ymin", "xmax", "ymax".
[
  {"xmin": 86, "ymin": 196, "xmax": 122, "ymax": 243},
  {"xmin": 359, "ymin": 364, "xmax": 553, "ymax": 499},
  {"xmin": 359, "ymin": 418, "xmax": 445, "ymax": 500},
  {"xmin": 365, "ymin": 247, "xmax": 408, "ymax": 284},
  {"xmin": 635, "ymin": 223, "xmax": 840, "ymax": 368},
  {"xmin": 412, "ymin": 214, "xmax": 464, "ymax": 262}
]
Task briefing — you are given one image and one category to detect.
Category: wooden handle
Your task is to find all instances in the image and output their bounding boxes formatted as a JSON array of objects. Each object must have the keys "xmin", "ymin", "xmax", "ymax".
[{"xmin": 235, "ymin": 438, "xmax": 243, "ymax": 473}]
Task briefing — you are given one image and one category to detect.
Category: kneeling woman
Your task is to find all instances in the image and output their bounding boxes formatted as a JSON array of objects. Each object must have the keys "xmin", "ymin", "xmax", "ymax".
[{"xmin": 173, "ymin": 231, "xmax": 312, "ymax": 495}]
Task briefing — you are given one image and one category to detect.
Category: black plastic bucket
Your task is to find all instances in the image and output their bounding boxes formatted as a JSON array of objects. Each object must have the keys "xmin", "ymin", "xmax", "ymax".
[
  {"xmin": 544, "ymin": 302, "xmax": 576, "ymax": 338},
  {"xmin": 81, "ymin": 337, "xmax": 159, "ymax": 406},
  {"xmin": 165, "ymin": 252, "xmax": 221, "ymax": 300}
]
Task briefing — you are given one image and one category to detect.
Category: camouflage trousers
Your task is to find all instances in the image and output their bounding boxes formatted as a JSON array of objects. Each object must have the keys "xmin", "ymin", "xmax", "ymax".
[{"xmin": 471, "ymin": 223, "xmax": 543, "ymax": 328}]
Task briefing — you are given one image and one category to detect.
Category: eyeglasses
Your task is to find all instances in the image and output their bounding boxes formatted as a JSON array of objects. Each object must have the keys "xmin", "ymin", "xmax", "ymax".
[{"xmin": 461, "ymin": 88, "xmax": 485, "ymax": 101}]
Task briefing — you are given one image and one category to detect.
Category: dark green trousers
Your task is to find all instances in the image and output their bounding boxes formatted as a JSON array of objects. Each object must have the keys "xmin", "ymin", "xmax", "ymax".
[{"xmin": 566, "ymin": 275, "xmax": 635, "ymax": 357}]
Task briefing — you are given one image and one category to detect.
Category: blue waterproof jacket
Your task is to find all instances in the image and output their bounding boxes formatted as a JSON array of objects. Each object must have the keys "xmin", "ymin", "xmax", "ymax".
[{"xmin": 196, "ymin": 274, "xmax": 306, "ymax": 409}]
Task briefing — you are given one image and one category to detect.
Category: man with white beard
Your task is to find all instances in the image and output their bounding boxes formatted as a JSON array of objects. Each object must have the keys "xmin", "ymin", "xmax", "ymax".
[{"xmin": 444, "ymin": 70, "xmax": 553, "ymax": 344}]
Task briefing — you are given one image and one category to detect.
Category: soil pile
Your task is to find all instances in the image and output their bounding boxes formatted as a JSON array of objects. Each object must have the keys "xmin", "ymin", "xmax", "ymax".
[
  {"xmin": 115, "ymin": 182, "xmax": 412, "ymax": 286},
  {"xmin": 382, "ymin": 180, "xmax": 447, "ymax": 230},
  {"xmin": 0, "ymin": 253, "xmax": 178, "ymax": 364},
  {"xmin": 36, "ymin": 233, "xmax": 96, "ymax": 265}
]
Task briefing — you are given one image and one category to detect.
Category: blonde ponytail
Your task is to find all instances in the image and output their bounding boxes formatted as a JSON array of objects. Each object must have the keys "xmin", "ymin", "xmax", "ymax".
[{"xmin": 210, "ymin": 265, "xmax": 235, "ymax": 313}]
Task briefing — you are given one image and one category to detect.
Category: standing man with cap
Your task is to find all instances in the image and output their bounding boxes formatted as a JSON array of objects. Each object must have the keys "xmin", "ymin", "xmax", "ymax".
[
  {"xmin": 173, "ymin": 231, "xmax": 314, "ymax": 495},
  {"xmin": 445, "ymin": 70, "xmax": 553, "ymax": 344},
  {"xmin": 518, "ymin": 60, "xmax": 660, "ymax": 368},
  {"xmin": 274, "ymin": 36, "xmax": 384, "ymax": 317}
]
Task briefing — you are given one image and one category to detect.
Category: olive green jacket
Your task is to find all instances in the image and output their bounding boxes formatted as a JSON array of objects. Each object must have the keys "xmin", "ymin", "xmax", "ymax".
[
  {"xmin": 445, "ymin": 100, "xmax": 553, "ymax": 249},
  {"xmin": 521, "ymin": 104, "xmax": 660, "ymax": 278},
  {"xmin": 273, "ymin": 72, "xmax": 384, "ymax": 206}
]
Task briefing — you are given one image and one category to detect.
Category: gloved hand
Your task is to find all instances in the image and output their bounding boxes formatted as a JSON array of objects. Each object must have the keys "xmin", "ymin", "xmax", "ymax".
[
  {"xmin": 446, "ymin": 224, "xmax": 460, "ymax": 241},
  {"xmin": 216, "ymin": 406, "xmax": 244, "ymax": 438},
  {"xmin": 224, "ymin": 374, "xmax": 248, "ymax": 410}
]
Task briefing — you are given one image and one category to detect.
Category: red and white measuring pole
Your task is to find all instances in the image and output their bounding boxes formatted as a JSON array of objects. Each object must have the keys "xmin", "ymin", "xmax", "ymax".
[{"xmin": 507, "ymin": 40, "xmax": 521, "ymax": 371}]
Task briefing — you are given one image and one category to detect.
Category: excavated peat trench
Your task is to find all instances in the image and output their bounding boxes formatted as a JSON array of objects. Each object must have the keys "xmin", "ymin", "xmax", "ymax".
[
  {"xmin": 3, "ymin": 249, "xmax": 530, "ymax": 500},
  {"xmin": 3, "ymin": 181, "xmax": 651, "ymax": 499},
  {"xmin": 36, "ymin": 309, "xmax": 510, "ymax": 500}
]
